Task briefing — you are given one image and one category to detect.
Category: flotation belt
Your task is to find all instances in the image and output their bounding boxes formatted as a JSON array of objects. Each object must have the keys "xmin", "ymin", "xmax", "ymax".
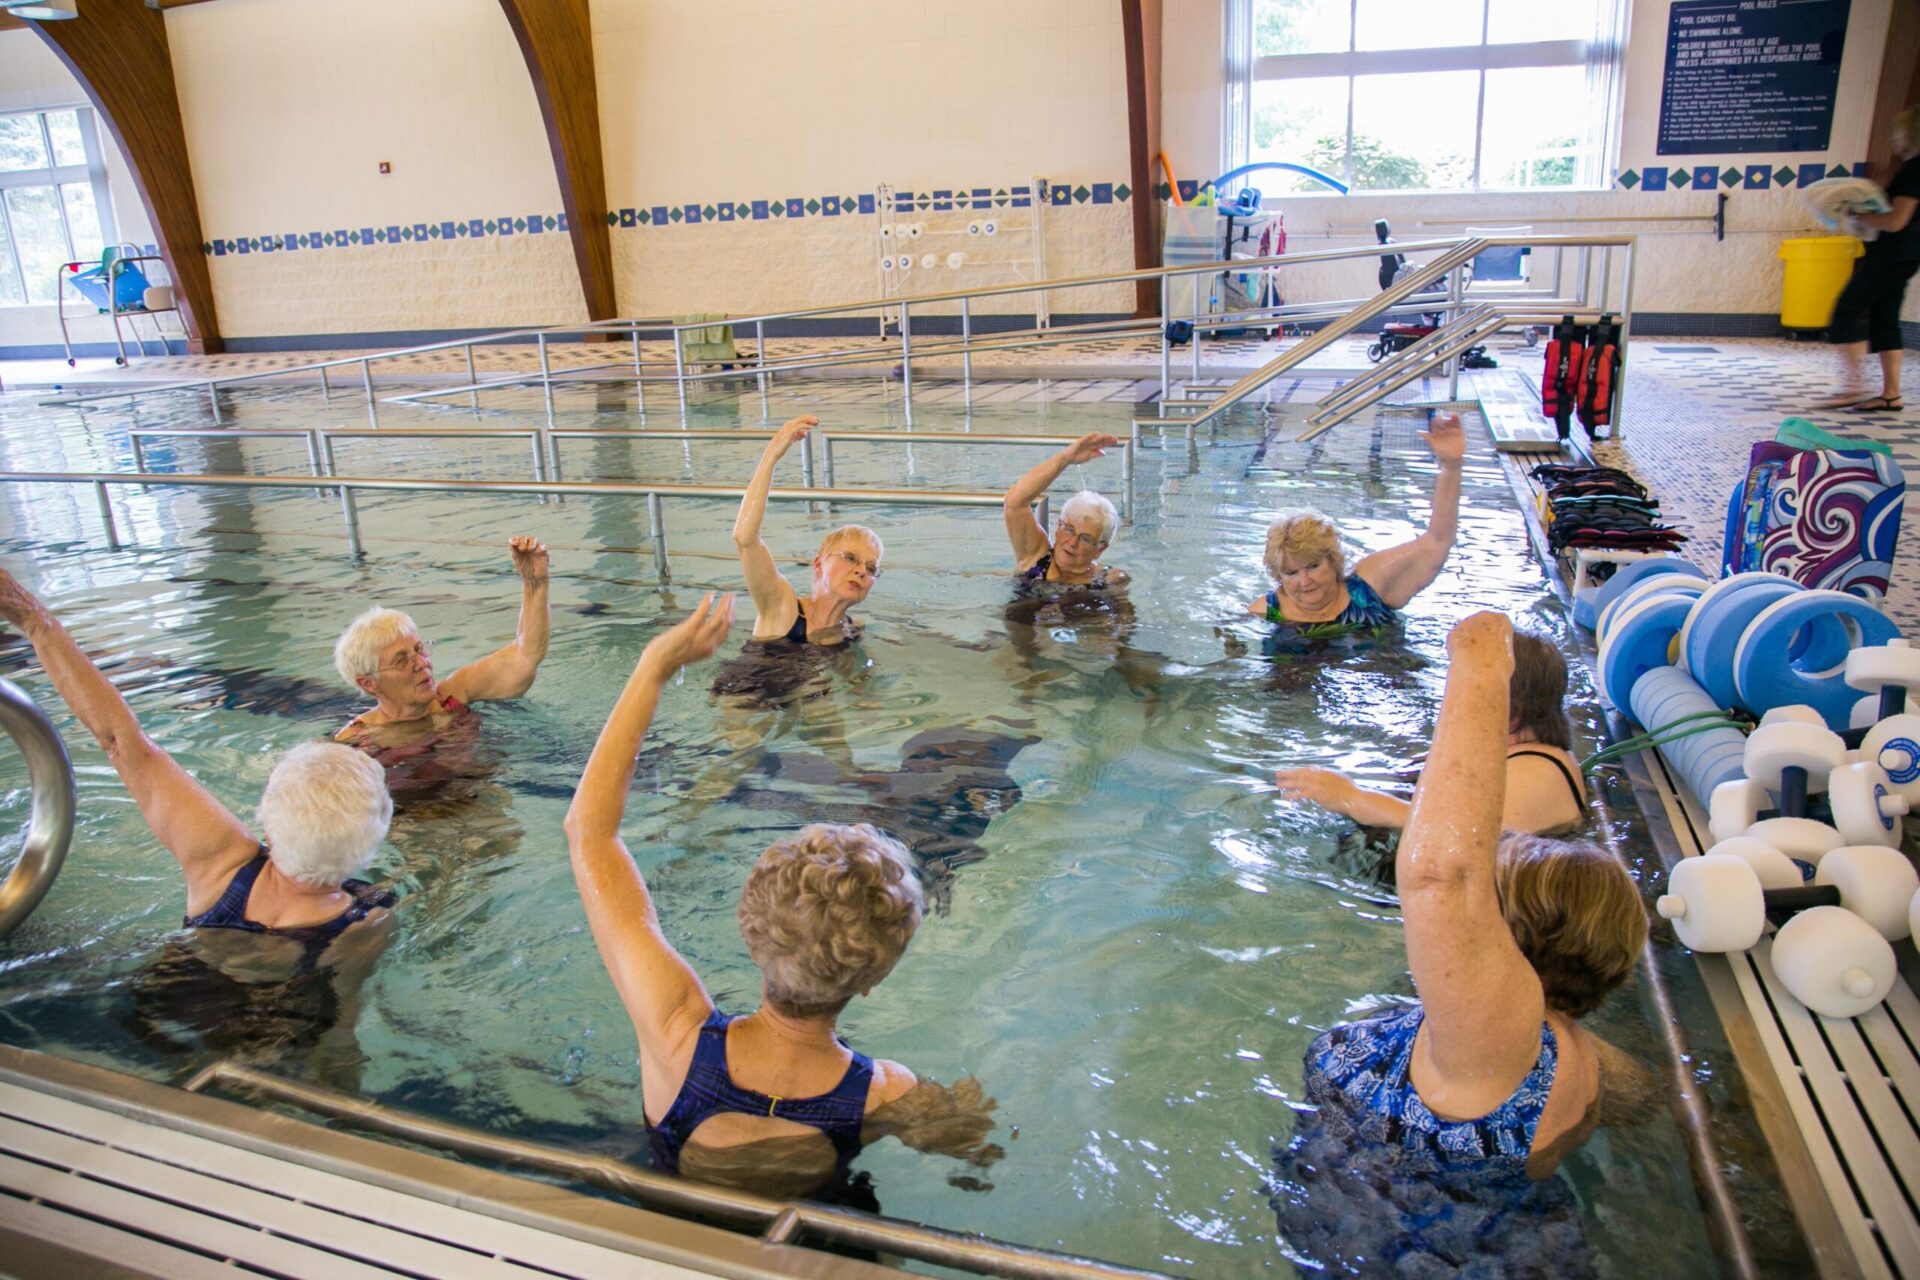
[
  {"xmin": 1578, "ymin": 315, "xmax": 1621, "ymax": 435},
  {"xmin": 1541, "ymin": 317, "xmax": 1588, "ymax": 438}
]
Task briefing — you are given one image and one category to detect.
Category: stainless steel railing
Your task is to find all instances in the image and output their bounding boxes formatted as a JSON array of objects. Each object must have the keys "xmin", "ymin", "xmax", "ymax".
[
  {"xmin": 182, "ymin": 1060, "xmax": 1170, "ymax": 1280},
  {"xmin": 0, "ymin": 678, "xmax": 75, "ymax": 939},
  {"xmin": 0, "ymin": 468, "xmax": 1041, "ymax": 579}
]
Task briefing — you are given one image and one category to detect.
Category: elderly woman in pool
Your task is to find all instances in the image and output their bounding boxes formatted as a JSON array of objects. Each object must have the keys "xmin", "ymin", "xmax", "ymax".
[
  {"xmin": 1002, "ymin": 432, "xmax": 1129, "ymax": 589},
  {"xmin": 567, "ymin": 595, "xmax": 996, "ymax": 1194},
  {"xmin": 0, "ymin": 568, "xmax": 395, "ymax": 955},
  {"xmin": 1271, "ymin": 613, "xmax": 1649, "ymax": 1269},
  {"xmin": 332, "ymin": 535, "xmax": 550, "ymax": 757},
  {"xmin": 735, "ymin": 416, "xmax": 881, "ymax": 646},
  {"xmin": 1276, "ymin": 629, "xmax": 1587, "ymax": 839},
  {"xmin": 1249, "ymin": 412, "xmax": 1464, "ymax": 634}
]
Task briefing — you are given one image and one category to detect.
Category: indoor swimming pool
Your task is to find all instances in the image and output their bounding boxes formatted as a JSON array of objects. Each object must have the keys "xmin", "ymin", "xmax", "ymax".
[{"xmin": 0, "ymin": 375, "xmax": 1772, "ymax": 1275}]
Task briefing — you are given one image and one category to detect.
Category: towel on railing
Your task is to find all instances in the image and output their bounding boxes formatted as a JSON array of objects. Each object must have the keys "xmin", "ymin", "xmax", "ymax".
[{"xmin": 675, "ymin": 313, "xmax": 739, "ymax": 362}]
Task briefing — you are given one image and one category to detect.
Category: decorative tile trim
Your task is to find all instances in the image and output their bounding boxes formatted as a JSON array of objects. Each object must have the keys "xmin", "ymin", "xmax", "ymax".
[
  {"xmin": 201, "ymin": 180, "xmax": 1133, "ymax": 256},
  {"xmin": 1614, "ymin": 161, "xmax": 1867, "ymax": 192}
]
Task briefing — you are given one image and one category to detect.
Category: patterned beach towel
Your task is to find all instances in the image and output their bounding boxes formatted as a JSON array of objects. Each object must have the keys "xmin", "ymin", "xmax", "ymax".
[{"xmin": 1724, "ymin": 442, "xmax": 1904, "ymax": 599}]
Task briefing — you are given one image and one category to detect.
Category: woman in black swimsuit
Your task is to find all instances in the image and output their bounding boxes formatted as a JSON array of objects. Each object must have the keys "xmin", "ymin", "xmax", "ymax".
[
  {"xmin": 1276, "ymin": 628, "xmax": 1588, "ymax": 838},
  {"xmin": 0, "ymin": 567, "xmax": 396, "ymax": 956},
  {"xmin": 1001, "ymin": 432, "xmax": 1130, "ymax": 590},
  {"xmin": 733, "ymin": 415, "xmax": 881, "ymax": 649}
]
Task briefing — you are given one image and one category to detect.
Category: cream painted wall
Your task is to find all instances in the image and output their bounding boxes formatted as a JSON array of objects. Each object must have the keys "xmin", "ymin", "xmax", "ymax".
[
  {"xmin": 0, "ymin": 31, "xmax": 162, "ymax": 351},
  {"xmin": 1156, "ymin": 0, "xmax": 1914, "ymax": 323},
  {"xmin": 166, "ymin": 0, "xmax": 580, "ymax": 337}
]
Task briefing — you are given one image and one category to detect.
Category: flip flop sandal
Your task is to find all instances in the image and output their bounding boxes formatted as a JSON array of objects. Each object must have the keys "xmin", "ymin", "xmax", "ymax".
[{"xmin": 1844, "ymin": 396, "xmax": 1905, "ymax": 413}]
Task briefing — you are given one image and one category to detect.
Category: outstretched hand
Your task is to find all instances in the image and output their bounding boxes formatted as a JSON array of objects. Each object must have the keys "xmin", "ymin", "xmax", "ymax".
[
  {"xmin": 1422, "ymin": 412, "xmax": 1466, "ymax": 466},
  {"xmin": 771, "ymin": 415, "xmax": 819, "ymax": 458},
  {"xmin": 509, "ymin": 535, "xmax": 549, "ymax": 584},
  {"xmin": 1274, "ymin": 766, "xmax": 1360, "ymax": 813},
  {"xmin": 0, "ymin": 567, "xmax": 44, "ymax": 631},
  {"xmin": 1062, "ymin": 432, "xmax": 1120, "ymax": 465},
  {"xmin": 638, "ymin": 593, "xmax": 736, "ymax": 680}
]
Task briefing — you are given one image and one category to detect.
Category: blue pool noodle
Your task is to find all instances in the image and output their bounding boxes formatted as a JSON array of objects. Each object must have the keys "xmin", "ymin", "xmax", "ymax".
[{"xmin": 1626, "ymin": 666, "xmax": 1749, "ymax": 803}]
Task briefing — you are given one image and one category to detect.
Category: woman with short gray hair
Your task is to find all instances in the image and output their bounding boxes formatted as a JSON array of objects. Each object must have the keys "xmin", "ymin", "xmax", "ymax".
[
  {"xmin": 0, "ymin": 567, "xmax": 396, "ymax": 953},
  {"xmin": 1002, "ymin": 432, "xmax": 1129, "ymax": 589}
]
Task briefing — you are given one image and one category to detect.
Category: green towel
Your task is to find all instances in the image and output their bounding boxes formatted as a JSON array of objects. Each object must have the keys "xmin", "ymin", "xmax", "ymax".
[{"xmin": 1776, "ymin": 416, "xmax": 1893, "ymax": 456}]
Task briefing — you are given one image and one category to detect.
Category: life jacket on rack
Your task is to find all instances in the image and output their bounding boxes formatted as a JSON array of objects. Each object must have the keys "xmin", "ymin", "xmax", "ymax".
[
  {"xmin": 1540, "ymin": 317, "xmax": 1587, "ymax": 438},
  {"xmin": 1577, "ymin": 316, "xmax": 1620, "ymax": 436}
]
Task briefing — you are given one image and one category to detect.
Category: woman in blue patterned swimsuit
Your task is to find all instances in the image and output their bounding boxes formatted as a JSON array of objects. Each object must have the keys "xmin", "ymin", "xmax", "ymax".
[
  {"xmin": 1271, "ymin": 613, "xmax": 1651, "ymax": 1276},
  {"xmin": 1248, "ymin": 413, "xmax": 1465, "ymax": 651},
  {"xmin": 567, "ymin": 596, "xmax": 999, "ymax": 1199}
]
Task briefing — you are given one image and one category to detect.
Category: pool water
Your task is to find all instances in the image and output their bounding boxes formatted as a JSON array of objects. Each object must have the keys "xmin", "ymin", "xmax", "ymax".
[{"xmin": 0, "ymin": 371, "xmax": 1741, "ymax": 1275}]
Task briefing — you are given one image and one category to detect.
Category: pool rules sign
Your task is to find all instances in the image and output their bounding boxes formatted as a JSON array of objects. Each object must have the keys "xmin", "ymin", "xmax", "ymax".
[{"xmin": 1657, "ymin": 0, "xmax": 1850, "ymax": 155}]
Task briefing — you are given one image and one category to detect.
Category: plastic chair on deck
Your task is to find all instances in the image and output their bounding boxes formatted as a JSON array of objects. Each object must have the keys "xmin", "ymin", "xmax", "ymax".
[{"xmin": 1464, "ymin": 226, "xmax": 1531, "ymax": 287}]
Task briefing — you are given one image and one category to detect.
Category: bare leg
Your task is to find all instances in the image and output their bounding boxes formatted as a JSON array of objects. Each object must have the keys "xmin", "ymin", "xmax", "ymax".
[
  {"xmin": 1820, "ymin": 341, "xmax": 1870, "ymax": 406},
  {"xmin": 1878, "ymin": 348, "xmax": 1904, "ymax": 401}
]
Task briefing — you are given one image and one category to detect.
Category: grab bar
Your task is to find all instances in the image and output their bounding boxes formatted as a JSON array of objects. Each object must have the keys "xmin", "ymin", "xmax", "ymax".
[
  {"xmin": 0, "ymin": 678, "xmax": 75, "ymax": 939},
  {"xmin": 185, "ymin": 1060, "xmax": 1170, "ymax": 1280}
]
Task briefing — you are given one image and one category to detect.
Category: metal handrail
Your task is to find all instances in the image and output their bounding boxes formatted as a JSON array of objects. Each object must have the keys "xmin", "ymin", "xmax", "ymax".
[
  {"xmin": 182, "ymin": 1060, "xmax": 1169, "ymax": 1280},
  {"xmin": 0, "ymin": 678, "xmax": 75, "ymax": 939},
  {"xmin": 1296, "ymin": 311, "xmax": 1513, "ymax": 441},
  {"xmin": 1162, "ymin": 237, "xmax": 1489, "ymax": 435},
  {"xmin": 0, "ymin": 468, "xmax": 1026, "ymax": 578}
]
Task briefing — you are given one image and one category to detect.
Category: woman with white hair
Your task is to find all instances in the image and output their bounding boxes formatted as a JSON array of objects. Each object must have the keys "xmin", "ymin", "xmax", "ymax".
[
  {"xmin": 333, "ymin": 535, "xmax": 550, "ymax": 757},
  {"xmin": 1247, "ymin": 412, "xmax": 1463, "ymax": 642},
  {"xmin": 568, "ymin": 595, "xmax": 997, "ymax": 1194},
  {"xmin": 733, "ymin": 416, "xmax": 882, "ymax": 648},
  {"xmin": 0, "ymin": 568, "xmax": 395, "ymax": 950},
  {"xmin": 1002, "ymin": 433, "xmax": 1129, "ymax": 589}
]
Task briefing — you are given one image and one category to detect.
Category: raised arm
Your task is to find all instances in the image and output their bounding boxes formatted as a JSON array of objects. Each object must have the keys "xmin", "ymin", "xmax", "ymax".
[
  {"xmin": 733, "ymin": 416, "xmax": 814, "ymax": 633},
  {"xmin": 564, "ymin": 595, "xmax": 736, "ymax": 1062},
  {"xmin": 1002, "ymin": 432, "xmax": 1118, "ymax": 567},
  {"xmin": 443, "ymin": 536, "xmax": 551, "ymax": 704},
  {"xmin": 1398, "ymin": 613, "xmax": 1545, "ymax": 1100},
  {"xmin": 0, "ymin": 568, "xmax": 256, "ymax": 893},
  {"xmin": 1352, "ymin": 413, "xmax": 1464, "ymax": 609}
]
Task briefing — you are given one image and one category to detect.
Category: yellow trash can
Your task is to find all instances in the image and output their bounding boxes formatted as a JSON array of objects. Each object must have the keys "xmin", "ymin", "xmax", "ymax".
[{"xmin": 1778, "ymin": 235, "xmax": 1863, "ymax": 331}]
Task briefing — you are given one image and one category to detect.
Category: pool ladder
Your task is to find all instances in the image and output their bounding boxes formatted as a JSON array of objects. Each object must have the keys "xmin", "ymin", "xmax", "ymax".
[{"xmin": 0, "ymin": 677, "xmax": 74, "ymax": 939}]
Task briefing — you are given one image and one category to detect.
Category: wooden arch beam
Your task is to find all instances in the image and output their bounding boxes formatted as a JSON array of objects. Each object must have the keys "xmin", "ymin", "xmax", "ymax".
[
  {"xmin": 496, "ymin": 0, "xmax": 616, "ymax": 325},
  {"xmin": 26, "ymin": 1, "xmax": 221, "ymax": 353}
]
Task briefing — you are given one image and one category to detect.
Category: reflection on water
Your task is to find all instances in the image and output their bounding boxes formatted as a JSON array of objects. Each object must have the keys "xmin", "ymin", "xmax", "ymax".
[{"xmin": 0, "ymin": 381, "xmax": 1753, "ymax": 1275}]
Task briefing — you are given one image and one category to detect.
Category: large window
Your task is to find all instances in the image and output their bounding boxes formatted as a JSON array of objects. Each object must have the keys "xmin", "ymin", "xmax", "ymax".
[
  {"xmin": 0, "ymin": 107, "xmax": 118, "ymax": 306},
  {"xmin": 1229, "ymin": 0, "xmax": 1625, "ymax": 194}
]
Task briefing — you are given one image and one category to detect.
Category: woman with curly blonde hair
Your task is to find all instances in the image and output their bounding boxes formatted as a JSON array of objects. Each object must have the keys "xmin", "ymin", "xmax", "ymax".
[{"xmin": 567, "ymin": 596, "xmax": 995, "ymax": 1193}]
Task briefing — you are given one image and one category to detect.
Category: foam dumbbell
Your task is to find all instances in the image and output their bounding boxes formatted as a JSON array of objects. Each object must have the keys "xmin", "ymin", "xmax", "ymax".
[
  {"xmin": 1707, "ymin": 836, "xmax": 1806, "ymax": 889},
  {"xmin": 1845, "ymin": 639, "xmax": 1920, "ymax": 725},
  {"xmin": 1814, "ymin": 844, "xmax": 1920, "ymax": 941},
  {"xmin": 1709, "ymin": 778, "xmax": 1771, "ymax": 843},
  {"xmin": 1742, "ymin": 717, "xmax": 1846, "ymax": 861},
  {"xmin": 1862, "ymin": 713, "xmax": 1920, "ymax": 808},
  {"xmin": 1827, "ymin": 759, "xmax": 1912, "ymax": 846},
  {"xmin": 1656, "ymin": 853, "xmax": 1838, "ymax": 952},
  {"xmin": 1771, "ymin": 906, "xmax": 1898, "ymax": 1019}
]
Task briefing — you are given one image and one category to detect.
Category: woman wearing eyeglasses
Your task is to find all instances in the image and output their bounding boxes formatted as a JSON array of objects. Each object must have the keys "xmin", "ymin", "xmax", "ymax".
[
  {"xmin": 1001, "ymin": 433, "xmax": 1129, "ymax": 590},
  {"xmin": 733, "ymin": 416, "xmax": 883, "ymax": 648},
  {"xmin": 332, "ymin": 535, "xmax": 551, "ymax": 767}
]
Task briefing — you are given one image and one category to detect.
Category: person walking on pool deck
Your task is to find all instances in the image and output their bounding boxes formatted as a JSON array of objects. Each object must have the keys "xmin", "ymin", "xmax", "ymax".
[
  {"xmin": 566, "ymin": 594, "xmax": 996, "ymax": 1196},
  {"xmin": 1275, "ymin": 629, "xmax": 1588, "ymax": 841},
  {"xmin": 1248, "ymin": 412, "xmax": 1465, "ymax": 638},
  {"xmin": 1270, "ymin": 611, "xmax": 1651, "ymax": 1274},
  {"xmin": 1822, "ymin": 105, "xmax": 1920, "ymax": 414},
  {"xmin": 333, "ymin": 535, "xmax": 551, "ymax": 757},
  {"xmin": 735, "ymin": 416, "xmax": 881, "ymax": 646},
  {"xmin": 1002, "ymin": 432, "xmax": 1130, "ymax": 589},
  {"xmin": 0, "ymin": 567, "xmax": 396, "ymax": 954}
]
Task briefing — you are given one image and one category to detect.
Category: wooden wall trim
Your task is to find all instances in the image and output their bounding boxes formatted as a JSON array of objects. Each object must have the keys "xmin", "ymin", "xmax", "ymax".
[
  {"xmin": 1121, "ymin": 0, "xmax": 1162, "ymax": 317},
  {"xmin": 28, "ymin": 2, "xmax": 221, "ymax": 353},
  {"xmin": 495, "ymin": 0, "xmax": 616, "ymax": 326},
  {"xmin": 1866, "ymin": 0, "xmax": 1920, "ymax": 182}
]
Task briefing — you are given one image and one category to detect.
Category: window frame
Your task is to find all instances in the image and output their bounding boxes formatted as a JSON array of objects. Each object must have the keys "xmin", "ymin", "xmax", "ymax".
[
  {"xmin": 1227, "ymin": 0, "xmax": 1627, "ymax": 195},
  {"xmin": 0, "ymin": 104, "xmax": 119, "ymax": 307}
]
